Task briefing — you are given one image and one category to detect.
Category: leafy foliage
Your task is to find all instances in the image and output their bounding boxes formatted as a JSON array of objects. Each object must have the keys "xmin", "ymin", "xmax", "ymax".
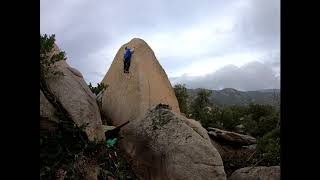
[
  {"xmin": 173, "ymin": 84, "xmax": 189, "ymax": 114},
  {"xmin": 256, "ymin": 128, "xmax": 280, "ymax": 166},
  {"xmin": 40, "ymin": 34, "xmax": 66, "ymax": 79},
  {"xmin": 194, "ymin": 103, "xmax": 280, "ymax": 138},
  {"xmin": 40, "ymin": 121, "xmax": 89, "ymax": 179},
  {"xmin": 89, "ymin": 82, "xmax": 108, "ymax": 95},
  {"xmin": 189, "ymin": 89, "xmax": 212, "ymax": 127},
  {"xmin": 220, "ymin": 108, "xmax": 237, "ymax": 131},
  {"xmin": 242, "ymin": 114, "xmax": 259, "ymax": 136}
]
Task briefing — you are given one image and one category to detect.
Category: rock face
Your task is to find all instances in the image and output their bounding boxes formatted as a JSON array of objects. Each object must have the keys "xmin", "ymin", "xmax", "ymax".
[
  {"xmin": 228, "ymin": 166, "xmax": 280, "ymax": 180},
  {"xmin": 120, "ymin": 105, "xmax": 226, "ymax": 180},
  {"xmin": 40, "ymin": 89, "xmax": 59, "ymax": 132},
  {"xmin": 208, "ymin": 127, "xmax": 256, "ymax": 146},
  {"xmin": 101, "ymin": 38, "xmax": 180, "ymax": 126},
  {"xmin": 42, "ymin": 45, "xmax": 105, "ymax": 141},
  {"xmin": 96, "ymin": 90, "xmax": 104, "ymax": 112}
]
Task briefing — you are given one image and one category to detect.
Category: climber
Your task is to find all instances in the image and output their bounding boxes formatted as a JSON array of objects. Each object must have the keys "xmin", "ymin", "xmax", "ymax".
[{"xmin": 123, "ymin": 46, "xmax": 135, "ymax": 73}]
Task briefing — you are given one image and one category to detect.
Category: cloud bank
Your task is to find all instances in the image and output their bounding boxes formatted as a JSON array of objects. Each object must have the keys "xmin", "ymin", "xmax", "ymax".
[{"xmin": 41, "ymin": 0, "xmax": 280, "ymax": 90}]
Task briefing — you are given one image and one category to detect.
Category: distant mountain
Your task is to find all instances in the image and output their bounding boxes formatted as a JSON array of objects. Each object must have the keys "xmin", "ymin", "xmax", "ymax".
[
  {"xmin": 256, "ymin": 89, "xmax": 280, "ymax": 93},
  {"xmin": 186, "ymin": 88, "xmax": 280, "ymax": 107}
]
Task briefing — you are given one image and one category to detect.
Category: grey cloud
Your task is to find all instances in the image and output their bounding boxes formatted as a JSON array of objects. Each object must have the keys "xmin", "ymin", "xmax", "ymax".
[
  {"xmin": 171, "ymin": 61, "xmax": 280, "ymax": 91},
  {"xmin": 41, "ymin": 0, "xmax": 280, "ymax": 89},
  {"xmin": 234, "ymin": 0, "xmax": 280, "ymax": 50}
]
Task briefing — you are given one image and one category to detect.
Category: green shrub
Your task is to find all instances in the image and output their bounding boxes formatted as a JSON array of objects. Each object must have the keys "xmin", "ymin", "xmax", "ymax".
[
  {"xmin": 256, "ymin": 128, "xmax": 280, "ymax": 166},
  {"xmin": 220, "ymin": 108, "xmax": 237, "ymax": 131},
  {"xmin": 241, "ymin": 104, "xmax": 279, "ymax": 137},
  {"xmin": 89, "ymin": 82, "xmax": 108, "ymax": 95},
  {"xmin": 242, "ymin": 114, "xmax": 259, "ymax": 136},
  {"xmin": 257, "ymin": 113, "xmax": 279, "ymax": 137},
  {"xmin": 190, "ymin": 89, "xmax": 212, "ymax": 127},
  {"xmin": 173, "ymin": 84, "xmax": 189, "ymax": 114},
  {"xmin": 207, "ymin": 107, "xmax": 223, "ymax": 129},
  {"xmin": 40, "ymin": 34, "xmax": 66, "ymax": 79}
]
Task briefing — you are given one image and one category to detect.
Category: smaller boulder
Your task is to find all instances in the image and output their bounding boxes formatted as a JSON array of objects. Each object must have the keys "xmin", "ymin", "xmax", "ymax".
[
  {"xmin": 208, "ymin": 127, "xmax": 256, "ymax": 146},
  {"xmin": 228, "ymin": 166, "xmax": 280, "ymax": 180}
]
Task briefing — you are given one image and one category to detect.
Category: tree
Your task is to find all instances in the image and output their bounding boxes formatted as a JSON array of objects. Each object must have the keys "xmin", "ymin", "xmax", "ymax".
[
  {"xmin": 88, "ymin": 82, "xmax": 108, "ymax": 95},
  {"xmin": 256, "ymin": 128, "xmax": 280, "ymax": 166},
  {"xmin": 221, "ymin": 107, "xmax": 237, "ymax": 131},
  {"xmin": 208, "ymin": 106, "xmax": 223, "ymax": 129},
  {"xmin": 246, "ymin": 104, "xmax": 279, "ymax": 137},
  {"xmin": 247, "ymin": 103, "xmax": 273, "ymax": 122},
  {"xmin": 40, "ymin": 34, "xmax": 66, "ymax": 79},
  {"xmin": 173, "ymin": 84, "xmax": 189, "ymax": 114},
  {"xmin": 257, "ymin": 113, "xmax": 278, "ymax": 137},
  {"xmin": 242, "ymin": 114, "xmax": 259, "ymax": 136},
  {"xmin": 190, "ymin": 89, "xmax": 212, "ymax": 127}
]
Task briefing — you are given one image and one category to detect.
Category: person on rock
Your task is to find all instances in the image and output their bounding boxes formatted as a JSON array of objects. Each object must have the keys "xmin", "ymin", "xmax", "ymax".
[{"xmin": 123, "ymin": 46, "xmax": 134, "ymax": 73}]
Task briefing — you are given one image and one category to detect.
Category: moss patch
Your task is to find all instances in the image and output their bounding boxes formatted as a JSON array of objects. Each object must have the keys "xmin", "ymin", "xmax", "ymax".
[{"xmin": 150, "ymin": 106, "xmax": 174, "ymax": 130}]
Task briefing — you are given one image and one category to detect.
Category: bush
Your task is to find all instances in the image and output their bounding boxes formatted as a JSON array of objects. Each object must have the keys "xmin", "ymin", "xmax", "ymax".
[
  {"xmin": 88, "ymin": 82, "xmax": 108, "ymax": 95},
  {"xmin": 257, "ymin": 113, "xmax": 279, "ymax": 136},
  {"xmin": 173, "ymin": 84, "xmax": 189, "ymax": 114},
  {"xmin": 242, "ymin": 114, "xmax": 259, "ymax": 136},
  {"xmin": 206, "ymin": 105, "xmax": 247, "ymax": 131},
  {"xmin": 251, "ymin": 104, "xmax": 278, "ymax": 137},
  {"xmin": 40, "ymin": 34, "xmax": 66, "ymax": 79},
  {"xmin": 220, "ymin": 108, "xmax": 237, "ymax": 131},
  {"xmin": 40, "ymin": 122, "xmax": 89, "ymax": 179},
  {"xmin": 256, "ymin": 128, "xmax": 280, "ymax": 166},
  {"xmin": 207, "ymin": 107, "xmax": 223, "ymax": 129},
  {"xmin": 190, "ymin": 89, "xmax": 212, "ymax": 127},
  {"xmin": 247, "ymin": 104, "xmax": 274, "ymax": 122}
]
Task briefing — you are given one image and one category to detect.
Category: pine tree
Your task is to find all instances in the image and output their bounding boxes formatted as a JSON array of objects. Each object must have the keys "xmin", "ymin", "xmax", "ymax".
[
  {"xmin": 190, "ymin": 89, "xmax": 212, "ymax": 127},
  {"xmin": 173, "ymin": 84, "xmax": 189, "ymax": 114}
]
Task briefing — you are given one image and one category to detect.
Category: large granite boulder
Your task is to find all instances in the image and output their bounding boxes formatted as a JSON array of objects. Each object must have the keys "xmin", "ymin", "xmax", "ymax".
[
  {"xmin": 119, "ymin": 105, "xmax": 226, "ymax": 180},
  {"xmin": 101, "ymin": 38, "xmax": 180, "ymax": 126}
]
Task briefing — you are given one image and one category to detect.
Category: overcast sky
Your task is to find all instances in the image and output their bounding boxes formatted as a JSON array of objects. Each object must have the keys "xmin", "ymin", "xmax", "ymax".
[{"xmin": 41, "ymin": 0, "xmax": 280, "ymax": 91}]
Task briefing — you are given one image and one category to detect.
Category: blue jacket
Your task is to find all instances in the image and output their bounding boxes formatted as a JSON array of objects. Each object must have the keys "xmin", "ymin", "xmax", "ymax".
[{"xmin": 124, "ymin": 48, "xmax": 132, "ymax": 59}]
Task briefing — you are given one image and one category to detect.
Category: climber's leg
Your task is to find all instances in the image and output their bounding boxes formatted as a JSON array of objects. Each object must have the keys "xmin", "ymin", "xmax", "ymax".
[
  {"xmin": 124, "ymin": 59, "xmax": 128, "ymax": 73},
  {"xmin": 123, "ymin": 59, "xmax": 126, "ymax": 73},
  {"xmin": 126, "ymin": 58, "xmax": 131, "ymax": 73}
]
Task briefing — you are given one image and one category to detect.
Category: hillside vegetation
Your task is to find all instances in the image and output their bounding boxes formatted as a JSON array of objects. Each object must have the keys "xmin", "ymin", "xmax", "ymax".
[{"xmin": 174, "ymin": 84, "xmax": 280, "ymax": 171}]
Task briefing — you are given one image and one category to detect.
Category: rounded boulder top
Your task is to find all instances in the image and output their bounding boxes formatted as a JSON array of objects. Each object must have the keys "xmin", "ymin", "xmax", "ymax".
[{"xmin": 101, "ymin": 38, "xmax": 180, "ymax": 126}]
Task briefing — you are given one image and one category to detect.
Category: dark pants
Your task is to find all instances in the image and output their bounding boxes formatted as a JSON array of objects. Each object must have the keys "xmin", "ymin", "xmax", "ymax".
[{"xmin": 123, "ymin": 57, "xmax": 131, "ymax": 72}]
